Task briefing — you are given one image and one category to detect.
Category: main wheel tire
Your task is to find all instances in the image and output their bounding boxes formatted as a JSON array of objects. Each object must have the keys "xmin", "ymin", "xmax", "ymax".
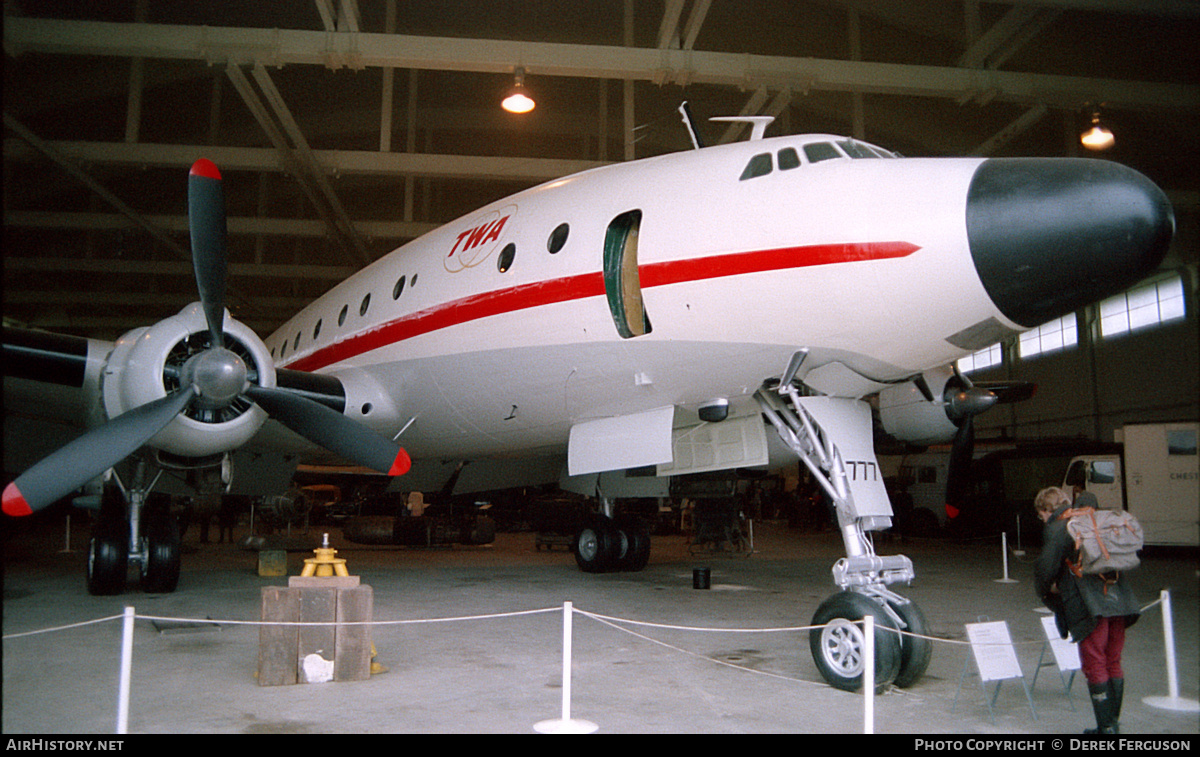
[
  {"xmin": 809, "ymin": 591, "xmax": 902, "ymax": 693},
  {"xmin": 574, "ymin": 517, "xmax": 617, "ymax": 573},
  {"xmin": 87, "ymin": 526, "xmax": 128, "ymax": 596},
  {"xmin": 891, "ymin": 599, "xmax": 932, "ymax": 688},
  {"xmin": 614, "ymin": 519, "xmax": 651, "ymax": 572},
  {"xmin": 142, "ymin": 503, "xmax": 181, "ymax": 594}
]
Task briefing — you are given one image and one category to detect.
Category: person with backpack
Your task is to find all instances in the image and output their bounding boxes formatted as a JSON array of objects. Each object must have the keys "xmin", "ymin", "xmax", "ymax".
[{"xmin": 1034, "ymin": 486, "xmax": 1141, "ymax": 734}]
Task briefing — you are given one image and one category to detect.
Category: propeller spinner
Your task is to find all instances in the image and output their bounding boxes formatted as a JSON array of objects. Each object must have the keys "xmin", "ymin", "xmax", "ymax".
[{"xmin": 2, "ymin": 160, "xmax": 409, "ymax": 517}]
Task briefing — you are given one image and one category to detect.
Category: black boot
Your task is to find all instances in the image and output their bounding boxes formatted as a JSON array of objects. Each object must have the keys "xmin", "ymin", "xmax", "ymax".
[
  {"xmin": 1109, "ymin": 678, "xmax": 1124, "ymax": 734},
  {"xmin": 1086, "ymin": 683, "xmax": 1118, "ymax": 734}
]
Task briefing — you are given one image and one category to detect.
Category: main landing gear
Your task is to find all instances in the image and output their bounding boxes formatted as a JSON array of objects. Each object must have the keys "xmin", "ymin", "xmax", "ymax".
[
  {"xmin": 574, "ymin": 504, "xmax": 651, "ymax": 574},
  {"xmin": 756, "ymin": 383, "xmax": 932, "ymax": 692},
  {"xmin": 86, "ymin": 460, "xmax": 182, "ymax": 596}
]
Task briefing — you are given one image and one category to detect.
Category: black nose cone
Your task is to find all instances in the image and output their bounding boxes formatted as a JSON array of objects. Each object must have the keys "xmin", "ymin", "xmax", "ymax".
[{"xmin": 966, "ymin": 158, "xmax": 1174, "ymax": 328}]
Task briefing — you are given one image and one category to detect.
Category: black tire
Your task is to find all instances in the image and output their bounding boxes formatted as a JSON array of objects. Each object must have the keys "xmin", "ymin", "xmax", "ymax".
[
  {"xmin": 142, "ymin": 503, "xmax": 181, "ymax": 594},
  {"xmin": 87, "ymin": 526, "xmax": 128, "ymax": 596},
  {"xmin": 87, "ymin": 488, "xmax": 128, "ymax": 596},
  {"xmin": 891, "ymin": 599, "xmax": 932, "ymax": 688},
  {"xmin": 809, "ymin": 591, "xmax": 902, "ymax": 693},
  {"xmin": 614, "ymin": 519, "xmax": 651, "ymax": 572},
  {"xmin": 574, "ymin": 517, "xmax": 617, "ymax": 573}
]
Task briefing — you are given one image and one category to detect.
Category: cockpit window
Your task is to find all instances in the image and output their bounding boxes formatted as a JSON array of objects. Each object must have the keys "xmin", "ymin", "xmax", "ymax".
[
  {"xmin": 838, "ymin": 139, "xmax": 880, "ymax": 158},
  {"xmin": 777, "ymin": 147, "xmax": 801, "ymax": 171},
  {"xmin": 739, "ymin": 153, "xmax": 773, "ymax": 181},
  {"xmin": 803, "ymin": 142, "xmax": 841, "ymax": 163}
]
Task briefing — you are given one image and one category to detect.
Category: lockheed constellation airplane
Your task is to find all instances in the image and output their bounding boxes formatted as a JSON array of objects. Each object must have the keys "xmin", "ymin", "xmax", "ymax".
[{"xmin": 2, "ymin": 114, "xmax": 1173, "ymax": 692}]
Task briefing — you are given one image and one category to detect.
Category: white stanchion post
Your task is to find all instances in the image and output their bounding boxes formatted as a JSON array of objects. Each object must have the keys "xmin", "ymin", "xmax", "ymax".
[
  {"xmin": 1143, "ymin": 589, "xmax": 1200, "ymax": 712},
  {"xmin": 116, "ymin": 606, "xmax": 134, "ymax": 734},
  {"xmin": 863, "ymin": 614, "xmax": 874, "ymax": 734},
  {"xmin": 995, "ymin": 532, "xmax": 1017, "ymax": 583},
  {"xmin": 534, "ymin": 602, "xmax": 598, "ymax": 733}
]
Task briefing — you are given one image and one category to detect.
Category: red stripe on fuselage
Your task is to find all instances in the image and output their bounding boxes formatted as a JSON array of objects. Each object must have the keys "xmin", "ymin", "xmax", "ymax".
[{"xmin": 283, "ymin": 241, "xmax": 919, "ymax": 372}]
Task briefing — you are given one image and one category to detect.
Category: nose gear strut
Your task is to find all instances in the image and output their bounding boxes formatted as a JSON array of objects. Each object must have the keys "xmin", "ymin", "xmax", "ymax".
[{"xmin": 755, "ymin": 378, "xmax": 930, "ymax": 690}]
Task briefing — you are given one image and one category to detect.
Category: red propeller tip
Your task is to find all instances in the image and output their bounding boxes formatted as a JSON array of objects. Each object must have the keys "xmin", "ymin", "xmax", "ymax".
[
  {"xmin": 389, "ymin": 449, "xmax": 412, "ymax": 476},
  {"xmin": 3, "ymin": 483, "xmax": 33, "ymax": 517},
  {"xmin": 190, "ymin": 158, "xmax": 221, "ymax": 181},
  {"xmin": 944, "ymin": 503, "xmax": 960, "ymax": 520}
]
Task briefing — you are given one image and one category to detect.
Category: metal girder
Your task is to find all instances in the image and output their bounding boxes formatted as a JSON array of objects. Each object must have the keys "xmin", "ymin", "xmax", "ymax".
[
  {"xmin": 2, "ymin": 139, "xmax": 609, "ymax": 181},
  {"xmin": 5, "ymin": 17, "xmax": 1197, "ymax": 111},
  {"xmin": 3, "ymin": 210, "xmax": 437, "ymax": 241},
  {"xmin": 968, "ymin": 104, "xmax": 1049, "ymax": 155}
]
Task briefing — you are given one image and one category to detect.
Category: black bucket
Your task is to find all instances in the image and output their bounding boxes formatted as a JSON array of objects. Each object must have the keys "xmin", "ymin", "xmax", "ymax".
[{"xmin": 693, "ymin": 567, "xmax": 711, "ymax": 590}]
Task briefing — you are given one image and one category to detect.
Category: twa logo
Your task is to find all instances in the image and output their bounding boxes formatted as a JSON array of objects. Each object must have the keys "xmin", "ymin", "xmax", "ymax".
[{"xmin": 445, "ymin": 205, "xmax": 516, "ymax": 273}]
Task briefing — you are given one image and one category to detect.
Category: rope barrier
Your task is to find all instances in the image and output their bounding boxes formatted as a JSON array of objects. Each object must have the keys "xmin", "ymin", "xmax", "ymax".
[{"xmin": 3, "ymin": 587, "xmax": 1193, "ymax": 733}]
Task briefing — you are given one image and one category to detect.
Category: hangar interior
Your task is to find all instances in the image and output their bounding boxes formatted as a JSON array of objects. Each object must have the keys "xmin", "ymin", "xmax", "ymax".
[
  {"xmin": 2, "ymin": 1, "xmax": 1199, "ymax": 735},
  {"xmin": 3, "ymin": 1, "xmax": 1197, "ymax": 445}
]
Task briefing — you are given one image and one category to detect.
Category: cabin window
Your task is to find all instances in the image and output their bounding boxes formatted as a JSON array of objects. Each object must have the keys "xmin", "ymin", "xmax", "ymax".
[
  {"xmin": 803, "ymin": 142, "xmax": 840, "ymax": 163},
  {"xmin": 603, "ymin": 210, "xmax": 651, "ymax": 338},
  {"xmin": 393, "ymin": 276, "xmax": 406, "ymax": 299},
  {"xmin": 838, "ymin": 139, "xmax": 879, "ymax": 158},
  {"xmin": 313, "ymin": 319, "xmax": 322, "ymax": 340},
  {"xmin": 739, "ymin": 153, "xmax": 773, "ymax": 181},
  {"xmin": 777, "ymin": 147, "xmax": 801, "ymax": 170},
  {"xmin": 338, "ymin": 304, "xmax": 348, "ymax": 327},
  {"xmin": 497, "ymin": 243, "xmax": 516, "ymax": 273},
  {"xmin": 360, "ymin": 293, "xmax": 371, "ymax": 317},
  {"xmin": 548, "ymin": 223, "xmax": 569, "ymax": 254}
]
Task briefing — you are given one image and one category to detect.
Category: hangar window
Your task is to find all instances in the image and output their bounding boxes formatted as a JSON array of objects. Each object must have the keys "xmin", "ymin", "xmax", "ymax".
[
  {"xmin": 497, "ymin": 243, "xmax": 516, "ymax": 273},
  {"xmin": 393, "ymin": 275, "xmax": 406, "ymax": 300},
  {"xmin": 803, "ymin": 142, "xmax": 841, "ymax": 164},
  {"xmin": 338, "ymin": 304, "xmax": 348, "ymax": 327},
  {"xmin": 1099, "ymin": 274, "xmax": 1185, "ymax": 338},
  {"xmin": 739, "ymin": 153, "xmax": 773, "ymax": 181},
  {"xmin": 548, "ymin": 223, "xmax": 569, "ymax": 254},
  {"xmin": 957, "ymin": 342, "xmax": 1002, "ymax": 374},
  {"xmin": 777, "ymin": 147, "xmax": 801, "ymax": 170},
  {"xmin": 1018, "ymin": 313, "xmax": 1077, "ymax": 359}
]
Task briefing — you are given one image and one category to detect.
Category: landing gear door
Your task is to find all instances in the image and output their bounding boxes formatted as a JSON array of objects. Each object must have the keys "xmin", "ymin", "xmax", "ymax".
[{"xmin": 796, "ymin": 396, "xmax": 893, "ymax": 523}]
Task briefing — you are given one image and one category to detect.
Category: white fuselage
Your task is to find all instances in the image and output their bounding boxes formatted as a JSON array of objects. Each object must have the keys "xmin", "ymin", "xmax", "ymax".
[{"xmin": 265, "ymin": 135, "xmax": 1000, "ymax": 463}]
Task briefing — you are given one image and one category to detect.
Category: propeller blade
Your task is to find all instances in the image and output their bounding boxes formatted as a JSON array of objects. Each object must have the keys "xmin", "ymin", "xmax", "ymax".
[
  {"xmin": 3, "ymin": 386, "xmax": 196, "ymax": 517},
  {"xmin": 944, "ymin": 415, "xmax": 975, "ymax": 520},
  {"xmin": 245, "ymin": 385, "xmax": 410, "ymax": 476},
  {"xmin": 188, "ymin": 158, "xmax": 228, "ymax": 348},
  {"xmin": 974, "ymin": 380, "xmax": 1037, "ymax": 405}
]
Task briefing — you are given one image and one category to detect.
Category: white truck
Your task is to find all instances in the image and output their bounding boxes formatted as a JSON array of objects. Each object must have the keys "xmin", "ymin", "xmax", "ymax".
[{"xmin": 1063, "ymin": 422, "xmax": 1199, "ymax": 547}]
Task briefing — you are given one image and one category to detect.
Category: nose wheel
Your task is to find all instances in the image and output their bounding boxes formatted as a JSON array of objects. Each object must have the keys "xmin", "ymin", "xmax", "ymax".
[{"xmin": 808, "ymin": 590, "xmax": 930, "ymax": 693}]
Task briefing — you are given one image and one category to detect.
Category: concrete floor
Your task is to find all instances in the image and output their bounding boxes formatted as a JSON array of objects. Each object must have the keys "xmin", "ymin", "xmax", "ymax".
[{"xmin": 3, "ymin": 517, "xmax": 1198, "ymax": 735}]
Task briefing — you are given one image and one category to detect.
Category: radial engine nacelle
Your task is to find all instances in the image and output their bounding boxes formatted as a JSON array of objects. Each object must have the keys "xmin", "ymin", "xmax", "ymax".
[
  {"xmin": 878, "ymin": 366, "xmax": 964, "ymax": 445},
  {"xmin": 101, "ymin": 302, "xmax": 275, "ymax": 458}
]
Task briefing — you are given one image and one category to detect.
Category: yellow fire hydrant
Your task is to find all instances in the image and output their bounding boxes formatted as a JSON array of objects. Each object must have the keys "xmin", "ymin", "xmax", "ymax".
[{"xmin": 300, "ymin": 533, "xmax": 350, "ymax": 577}]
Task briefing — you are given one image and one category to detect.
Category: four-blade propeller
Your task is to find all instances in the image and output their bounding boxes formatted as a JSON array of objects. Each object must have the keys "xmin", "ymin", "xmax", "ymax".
[
  {"xmin": 2, "ymin": 159, "xmax": 409, "ymax": 518},
  {"xmin": 941, "ymin": 368, "xmax": 1036, "ymax": 517}
]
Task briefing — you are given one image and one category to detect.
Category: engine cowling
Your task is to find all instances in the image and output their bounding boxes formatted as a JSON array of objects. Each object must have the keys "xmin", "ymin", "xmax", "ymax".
[
  {"xmin": 878, "ymin": 366, "xmax": 959, "ymax": 445},
  {"xmin": 100, "ymin": 302, "xmax": 276, "ymax": 458}
]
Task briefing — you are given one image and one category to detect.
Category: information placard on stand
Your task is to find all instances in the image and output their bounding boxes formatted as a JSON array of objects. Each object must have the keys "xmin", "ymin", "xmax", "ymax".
[{"xmin": 954, "ymin": 620, "xmax": 1037, "ymax": 723}]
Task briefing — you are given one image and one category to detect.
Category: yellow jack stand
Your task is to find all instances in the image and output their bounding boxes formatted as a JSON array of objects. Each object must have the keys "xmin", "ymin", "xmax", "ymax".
[{"xmin": 300, "ymin": 533, "xmax": 350, "ymax": 578}]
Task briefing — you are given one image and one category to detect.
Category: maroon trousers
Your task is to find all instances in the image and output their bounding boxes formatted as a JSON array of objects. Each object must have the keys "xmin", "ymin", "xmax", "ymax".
[{"xmin": 1079, "ymin": 616, "xmax": 1126, "ymax": 684}]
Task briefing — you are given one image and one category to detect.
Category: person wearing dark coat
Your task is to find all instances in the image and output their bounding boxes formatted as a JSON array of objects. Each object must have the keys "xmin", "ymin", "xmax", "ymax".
[{"xmin": 1034, "ymin": 486, "xmax": 1140, "ymax": 734}]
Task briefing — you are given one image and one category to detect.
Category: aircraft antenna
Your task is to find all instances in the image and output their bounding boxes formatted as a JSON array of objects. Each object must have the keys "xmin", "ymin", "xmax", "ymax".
[
  {"xmin": 678, "ymin": 101, "xmax": 705, "ymax": 149},
  {"xmin": 710, "ymin": 115, "xmax": 775, "ymax": 141}
]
